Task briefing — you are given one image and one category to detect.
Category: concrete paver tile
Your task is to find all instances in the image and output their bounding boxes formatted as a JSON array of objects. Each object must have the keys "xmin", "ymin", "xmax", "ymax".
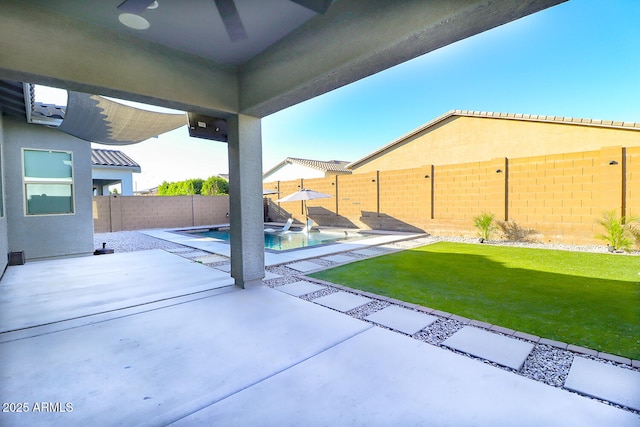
[
  {"xmin": 322, "ymin": 254, "xmax": 356, "ymax": 263},
  {"xmin": 442, "ymin": 326, "xmax": 534, "ymax": 370},
  {"xmin": 277, "ymin": 281, "xmax": 326, "ymax": 297},
  {"xmin": 352, "ymin": 249, "xmax": 380, "ymax": 256},
  {"xmin": 565, "ymin": 357, "xmax": 640, "ymax": 412},
  {"xmin": 365, "ymin": 305, "xmax": 438, "ymax": 335},
  {"xmin": 287, "ymin": 261, "xmax": 323, "ymax": 273},
  {"xmin": 313, "ymin": 292, "xmax": 372, "ymax": 312}
]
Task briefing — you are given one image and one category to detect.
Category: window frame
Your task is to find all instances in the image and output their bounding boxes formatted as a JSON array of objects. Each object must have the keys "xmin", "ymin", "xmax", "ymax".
[{"xmin": 22, "ymin": 148, "xmax": 75, "ymax": 216}]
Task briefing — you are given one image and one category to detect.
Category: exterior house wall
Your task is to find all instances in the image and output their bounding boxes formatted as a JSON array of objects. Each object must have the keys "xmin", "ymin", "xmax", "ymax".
[
  {"xmin": 263, "ymin": 163, "xmax": 325, "ymax": 182},
  {"xmin": 352, "ymin": 116, "xmax": 640, "ymax": 173},
  {"xmin": 0, "ymin": 115, "xmax": 8, "ymax": 273},
  {"xmin": 4, "ymin": 116, "xmax": 94, "ymax": 260},
  {"xmin": 92, "ymin": 166, "xmax": 135, "ymax": 195}
]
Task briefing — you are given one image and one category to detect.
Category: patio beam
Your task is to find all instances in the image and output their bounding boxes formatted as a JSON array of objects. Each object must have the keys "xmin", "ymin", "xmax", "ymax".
[
  {"xmin": 0, "ymin": 1, "xmax": 238, "ymax": 117},
  {"xmin": 239, "ymin": 0, "xmax": 566, "ymax": 117},
  {"xmin": 227, "ymin": 114, "xmax": 265, "ymax": 288}
]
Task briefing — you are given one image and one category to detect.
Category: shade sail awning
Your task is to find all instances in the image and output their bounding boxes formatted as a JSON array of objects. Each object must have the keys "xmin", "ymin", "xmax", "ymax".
[{"xmin": 57, "ymin": 91, "xmax": 187, "ymax": 145}]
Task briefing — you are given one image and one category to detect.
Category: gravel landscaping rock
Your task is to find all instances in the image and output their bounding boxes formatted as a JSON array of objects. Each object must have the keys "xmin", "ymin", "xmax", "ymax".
[
  {"xmin": 93, "ymin": 231, "xmax": 186, "ymax": 253},
  {"xmin": 521, "ymin": 344, "xmax": 574, "ymax": 387}
]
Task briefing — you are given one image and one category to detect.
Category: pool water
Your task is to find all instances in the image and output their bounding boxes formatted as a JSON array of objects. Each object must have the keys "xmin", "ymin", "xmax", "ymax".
[{"xmin": 186, "ymin": 229, "xmax": 370, "ymax": 251}]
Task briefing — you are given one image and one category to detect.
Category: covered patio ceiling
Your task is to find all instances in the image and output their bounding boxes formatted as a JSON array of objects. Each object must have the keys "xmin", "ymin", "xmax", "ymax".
[{"xmin": 0, "ymin": 0, "xmax": 566, "ymax": 118}]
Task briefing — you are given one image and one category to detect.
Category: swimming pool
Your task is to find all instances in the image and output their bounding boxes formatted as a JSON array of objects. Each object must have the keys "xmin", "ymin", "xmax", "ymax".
[{"xmin": 183, "ymin": 228, "xmax": 373, "ymax": 251}]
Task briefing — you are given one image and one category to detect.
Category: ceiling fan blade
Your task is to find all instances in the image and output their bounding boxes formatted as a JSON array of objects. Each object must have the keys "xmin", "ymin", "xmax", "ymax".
[
  {"xmin": 214, "ymin": 0, "xmax": 248, "ymax": 42},
  {"xmin": 117, "ymin": 0, "xmax": 156, "ymax": 14},
  {"xmin": 290, "ymin": 0, "xmax": 333, "ymax": 14}
]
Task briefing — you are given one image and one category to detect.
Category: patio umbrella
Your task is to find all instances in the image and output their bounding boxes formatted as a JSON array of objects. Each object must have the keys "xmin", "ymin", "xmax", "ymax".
[{"xmin": 277, "ymin": 189, "xmax": 332, "ymax": 231}]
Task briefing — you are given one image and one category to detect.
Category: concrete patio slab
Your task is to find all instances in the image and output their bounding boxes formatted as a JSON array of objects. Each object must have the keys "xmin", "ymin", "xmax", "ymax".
[
  {"xmin": 172, "ymin": 327, "xmax": 640, "ymax": 427},
  {"xmin": 321, "ymin": 254, "xmax": 356, "ymax": 263},
  {"xmin": 0, "ymin": 250, "xmax": 233, "ymax": 333},
  {"xmin": 313, "ymin": 291, "xmax": 372, "ymax": 312},
  {"xmin": 276, "ymin": 280, "xmax": 326, "ymax": 297},
  {"xmin": 565, "ymin": 356, "xmax": 640, "ymax": 412},
  {"xmin": 286, "ymin": 260, "xmax": 322, "ymax": 273},
  {"xmin": 1, "ymin": 250, "xmax": 637, "ymax": 426},
  {"xmin": 0, "ymin": 287, "xmax": 371, "ymax": 427},
  {"xmin": 364, "ymin": 305, "xmax": 438, "ymax": 335},
  {"xmin": 442, "ymin": 326, "xmax": 535, "ymax": 370}
]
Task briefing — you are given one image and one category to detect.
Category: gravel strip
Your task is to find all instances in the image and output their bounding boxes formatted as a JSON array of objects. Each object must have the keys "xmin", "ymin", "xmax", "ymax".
[
  {"xmin": 347, "ymin": 300, "xmax": 390, "ymax": 319},
  {"xmin": 521, "ymin": 344, "xmax": 573, "ymax": 387},
  {"xmin": 414, "ymin": 318, "xmax": 466, "ymax": 345},
  {"xmin": 299, "ymin": 287, "xmax": 339, "ymax": 301},
  {"xmin": 94, "ymin": 231, "xmax": 187, "ymax": 253}
]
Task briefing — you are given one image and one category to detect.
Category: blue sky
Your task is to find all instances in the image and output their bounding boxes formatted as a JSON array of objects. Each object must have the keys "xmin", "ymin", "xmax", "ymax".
[
  {"xmin": 262, "ymin": 0, "xmax": 639, "ymax": 168},
  {"xmin": 42, "ymin": 0, "xmax": 637, "ymax": 190}
]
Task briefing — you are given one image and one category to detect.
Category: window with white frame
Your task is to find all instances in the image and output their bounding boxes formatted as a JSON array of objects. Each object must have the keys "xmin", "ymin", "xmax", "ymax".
[{"xmin": 23, "ymin": 149, "xmax": 74, "ymax": 215}]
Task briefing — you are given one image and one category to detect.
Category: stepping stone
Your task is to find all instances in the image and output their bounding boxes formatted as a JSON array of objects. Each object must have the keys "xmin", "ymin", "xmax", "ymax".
[
  {"xmin": 193, "ymin": 254, "xmax": 227, "ymax": 264},
  {"xmin": 287, "ymin": 261, "xmax": 322, "ymax": 273},
  {"xmin": 442, "ymin": 326, "xmax": 534, "ymax": 370},
  {"xmin": 565, "ymin": 356, "xmax": 640, "ymax": 411},
  {"xmin": 180, "ymin": 251, "xmax": 211, "ymax": 259},
  {"xmin": 365, "ymin": 305, "xmax": 438, "ymax": 335},
  {"xmin": 352, "ymin": 249, "xmax": 380, "ymax": 257},
  {"xmin": 264, "ymin": 271, "xmax": 283, "ymax": 281},
  {"xmin": 215, "ymin": 263, "xmax": 231, "ymax": 272},
  {"xmin": 322, "ymin": 254, "xmax": 355, "ymax": 263},
  {"xmin": 314, "ymin": 292, "xmax": 372, "ymax": 313},
  {"xmin": 277, "ymin": 281, "xmax": 325, "ymax": 297},
  {"xmin": 166, "ymin": 247, "xmax": 195, "ymax": 253}
]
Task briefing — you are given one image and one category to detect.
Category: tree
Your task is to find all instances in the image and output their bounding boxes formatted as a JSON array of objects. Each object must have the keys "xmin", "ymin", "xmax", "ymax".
[
  {"xmin": 157, "ymin": 176, "xmax": 228, "ymax": 196},
  {"xmin": 202, "ymin": 176, "xmax": 229, "ymax": 195}
]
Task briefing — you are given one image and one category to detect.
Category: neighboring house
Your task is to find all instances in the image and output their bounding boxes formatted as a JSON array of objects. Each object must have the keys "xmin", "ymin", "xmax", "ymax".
[
  {"xmin": 92, "ymin": 148, "xmax": 141, "ymax": 196},
  {"xmin": 263, "ymin": 157, "xmax": 351, "ymax": 182},
  {"xmin": 0, "ymin": 81, "xmax": 185, "ymax": 262},
  {"xmin": 348, "ymin": 110, "xmax": 640, "ymax": 172}
]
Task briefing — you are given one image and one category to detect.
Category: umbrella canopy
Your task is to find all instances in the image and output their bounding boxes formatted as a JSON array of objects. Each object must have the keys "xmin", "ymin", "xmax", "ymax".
[
  {"xmin": 277, "ymin": 189, "xmax": 332, "ymax": 232},
  {"xmin": 262, "ymin": 189, "xmax": 280, "ymax": 195},
  {"xmin": 277, "ymin": 189, "xmax": 332, "ymax": 202}
]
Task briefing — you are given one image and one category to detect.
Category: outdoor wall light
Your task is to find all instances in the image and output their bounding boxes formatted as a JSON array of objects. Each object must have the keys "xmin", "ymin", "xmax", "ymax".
[
  {"xmin": 424, "ymin": 174, "xmax": 430, "ymax": 178},
  {"xmin": 496, "ymin": 169, "xmax": 503, "ymax": 173},
  {"xmin": 371, "ymin": 179, "xmax": 376, "ymax": 182},
  {"xmin": 609, "ymin": 160, "xmax": 619, "ymax": 165}
]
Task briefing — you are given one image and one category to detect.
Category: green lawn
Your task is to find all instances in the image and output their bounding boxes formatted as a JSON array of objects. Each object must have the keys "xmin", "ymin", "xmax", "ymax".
[{"xmin": 310, "ymin": 242, "xmax": 640, "ymax": 360}]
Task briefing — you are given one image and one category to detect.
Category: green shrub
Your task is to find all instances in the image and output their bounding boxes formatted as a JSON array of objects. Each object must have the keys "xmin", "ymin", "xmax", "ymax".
[
  {"xmin": 595, "ymin": 210, "xmax": 639, "ymax": 252},
  {"xmin": 473, "ymin": 212, "xmax": 497, "ymax": 242}
]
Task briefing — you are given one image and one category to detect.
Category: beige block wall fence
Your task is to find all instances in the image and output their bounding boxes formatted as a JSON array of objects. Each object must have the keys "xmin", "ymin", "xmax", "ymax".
[
  {"xmin": 264, "ymin": 146, "xmax": 638, "ymax": 245},
  {"xmin": 93, "ymin": 195, "xmax": 230, "ymax": 233}
]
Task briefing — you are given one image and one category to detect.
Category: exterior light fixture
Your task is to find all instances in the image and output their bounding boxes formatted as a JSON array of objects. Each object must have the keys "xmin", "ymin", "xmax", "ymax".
[
  {"xmin": 609, "ymin": 160, "xmax": 619, "ymax": 165},
  {"xmin": 118, "ymin": 13, "xmax": 150, "ymax": 30},
  {"xmin": 496, "ymin": 169, "xmax": 503, "ymax": 173},
  {"xmin": 424, "ymin": 174, "xmax": 430, "ymax": 178},
  {"xmin": 371, "ymin": 179, "xmax": 376, "ymax": 182}
]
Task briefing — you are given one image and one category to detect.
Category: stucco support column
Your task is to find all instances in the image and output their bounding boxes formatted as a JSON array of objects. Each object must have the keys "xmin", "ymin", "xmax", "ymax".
[{"xmin": 227, "ymin": 114, "xmax": 265, "ymax": 289}]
